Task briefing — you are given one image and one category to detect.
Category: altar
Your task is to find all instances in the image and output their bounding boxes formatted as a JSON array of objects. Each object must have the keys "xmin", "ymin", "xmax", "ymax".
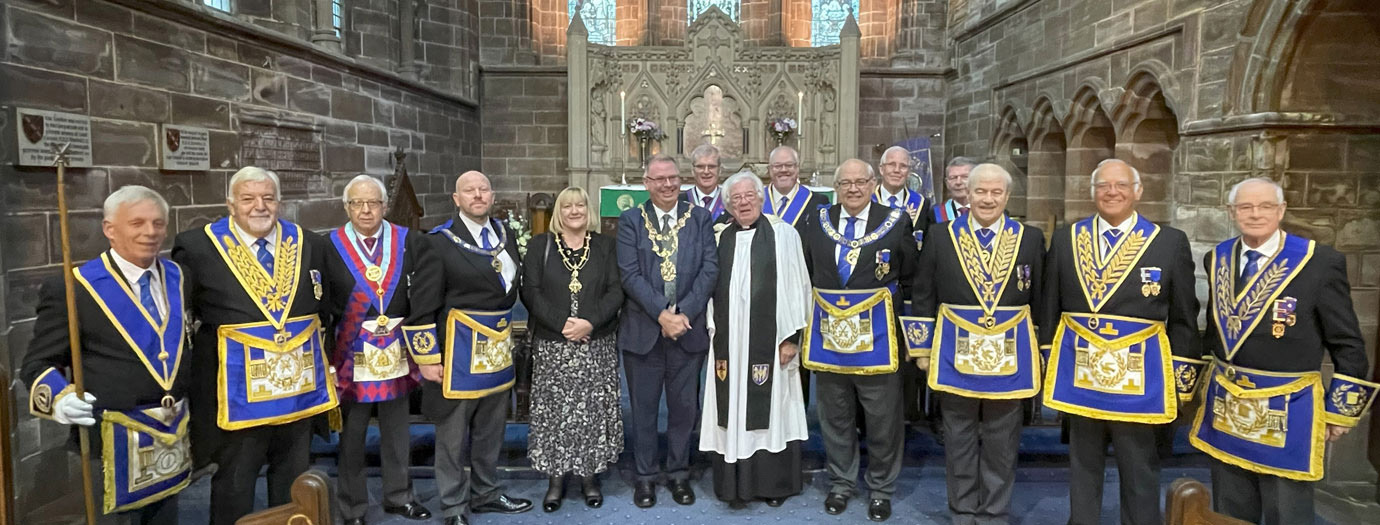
[{"xmin": 566, "ymin": 7, "xmax": 859, "ymax": 230}]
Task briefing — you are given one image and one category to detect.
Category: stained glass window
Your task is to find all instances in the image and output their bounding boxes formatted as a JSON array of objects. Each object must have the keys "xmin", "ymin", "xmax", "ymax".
[
  {"xmin": 203, "ymin": 0, "xmax": 231, "ymax": 12},
  {"xmin": 332, "ymin": 0, "xmax": 343, "ymax": 37},
  {"xmin": 570, "ymin": 0, "xmax": 617, "ymax": 45},
  {"xmin": 688, "ymin": 0, "xmax": 739, "ymax": 23},
  {"xmin": 811, "ymin": 0, "xmax": 858, "ymax": 46}
]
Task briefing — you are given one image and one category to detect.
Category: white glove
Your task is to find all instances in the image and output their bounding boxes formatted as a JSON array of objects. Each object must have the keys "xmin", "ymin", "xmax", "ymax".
[{"xmin": 54, "ymin": 392, "xmax": 96, "ymax": 427}]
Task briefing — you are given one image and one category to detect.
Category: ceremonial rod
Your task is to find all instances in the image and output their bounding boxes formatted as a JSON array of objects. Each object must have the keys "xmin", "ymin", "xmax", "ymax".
[{"xmin": 51, "ymin": 143, "xmax": 98, "ymax": 525}]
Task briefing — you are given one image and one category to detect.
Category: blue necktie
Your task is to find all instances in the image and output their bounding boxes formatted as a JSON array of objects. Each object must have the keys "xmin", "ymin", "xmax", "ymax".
[
  {"xmin": 481, "ymin": 227, "xmax": 507, "ymax": 289},
  {"xmin": 1239, "ymin": 249, "xmax": 1264, "ymax": 289},
  {"xmin": 888, "ymin": 195, "xmax": 899, "ymax": 209},
  {"xmin": 254, "ymin": 238, "xmax": 274, "ymax": 274},
  {"xmin": 975, "ymin": 228, "xmax": 995, "ymax": 251},
  {"xmin": 837, "ymin": 217, "xmax": 858, "ymax": 284},
  {"xmin": 1102, "ymin": 229, "xmax": 1123, "ymax": 257},
  {"xmin": 138, "ymin": 270, "xmax": 162, "ymax": 326}
]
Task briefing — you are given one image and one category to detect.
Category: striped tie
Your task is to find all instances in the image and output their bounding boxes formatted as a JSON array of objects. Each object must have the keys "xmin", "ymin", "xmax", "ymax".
[{"xmin": 255, "ymin": 238, "xmax": 274, "ymax": 274}]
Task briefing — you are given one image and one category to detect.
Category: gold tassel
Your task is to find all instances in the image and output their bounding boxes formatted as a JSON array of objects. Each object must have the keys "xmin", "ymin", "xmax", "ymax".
[{"xmin": 327, "ymin": 406, "xmax": 342, "ymax": 433}]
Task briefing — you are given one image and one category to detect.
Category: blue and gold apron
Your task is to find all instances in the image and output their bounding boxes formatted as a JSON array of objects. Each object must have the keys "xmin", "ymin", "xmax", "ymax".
[
  {"xmin": 206, "ymin": 218, "xmax": 337, "ymax": 430},
  {"xmin": 802, "ymin": 288, "xmax": 899, "ymax": 375},
  {"xmin": 100, "ymin": 401, "xmax": 192, "ymax": 513},
  {"xmin": 441, "ymin": 309, "xmax": 516, "ymax": 399},
  {"xmin": 1041, "ymin": 214, "xmax": 1190, "ymax": 423}
]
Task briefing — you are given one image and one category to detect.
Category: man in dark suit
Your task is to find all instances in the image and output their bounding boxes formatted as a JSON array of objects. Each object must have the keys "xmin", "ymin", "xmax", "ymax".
[
  {"xmin": 800, "ymin": 158, "xmax": 917, "ymax": 522},
  {"xmin": 1191, "ymin": 178, "xmax": 1374, "ymax": 525},
  {"xmin": 874, "ymin": 145, "xmax": 935, "ymax": 423},
  {"xmin": 616, "ymin": 154, "xmax": 719, "ymax": 508},
  {"xmin": 23, "ymin": 186, "xmax": 192, "ymax": 525},
  {"xmin": 323, "ymin": 175, "xmax": 434, "ymax": 525},
  {"xmin": 1037, "ymin": 159, "xmax": 1201, "ymax": 525},
  {"xmin": 172, "ymin": 167, "xmax": 338, "ymax": 525},
  {"xmin": 764, "ymin": 145, "xmax": 832, "ymax": 233},
  {"xmin": 909, "ymin": 164, "xmax": 1044, "ymax": 525},
  {"xmin": 406, "ymin": 171, "xmax": 532, "ymax": 525}
]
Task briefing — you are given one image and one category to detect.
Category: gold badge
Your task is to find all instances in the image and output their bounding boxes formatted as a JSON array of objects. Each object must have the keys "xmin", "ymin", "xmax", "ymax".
[
  {"xmin": 365, "ymin": 265, "xmax": 383, "ymax": 282},
  {"xmin": 715, "ymin": 360, "xmax": 728, "ymax": 381},
  {"xmin": 491, "ymin": 257, "xmax": 503, "ymax": 274},
  {"xmin": 374, "ymin": 315, "xmax": 391, "ymax": 336},
  {"xmin": 660, "ymin": 259, "xmax": 677, "ymax": 282},
  {"xmin": 33, "ymin": 385, "xmax": 53, "ymax": 415}
]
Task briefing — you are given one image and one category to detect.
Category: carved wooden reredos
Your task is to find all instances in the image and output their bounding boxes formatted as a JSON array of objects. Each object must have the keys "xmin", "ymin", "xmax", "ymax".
[{"xmin": 566, "ymin": 7, "xmax": 860, "ymax": 193}]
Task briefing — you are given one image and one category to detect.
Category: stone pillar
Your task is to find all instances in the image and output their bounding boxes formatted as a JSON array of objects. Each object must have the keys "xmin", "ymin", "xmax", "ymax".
[
  {"xmin": 567, "ymin": 14, "xmax": 591, "ymax": 182},
  {"xmin": 838, "ymin": 14, "xmax": 859, "ymax": 159},
  {"xmin": 310, "ymin": 0, "xmax": 342, "ymax": 52},
  {"xmin": 616, "ymin": 0, "xmax": 648, "ymax": 45},
  {"xmin": 782, "ymin": 0, "xmax": 810, "ymax": 46},
  {"xmin": 398, "ymin": 0, "xmax": 418, "ymax": 79}
]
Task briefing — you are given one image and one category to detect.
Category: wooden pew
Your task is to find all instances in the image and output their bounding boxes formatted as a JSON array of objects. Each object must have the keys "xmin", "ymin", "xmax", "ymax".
[
  {"xmin": 1164, "ymin": 478, "xmax": 1251, "ymax": 525},
  {"xmin": 234, "ymin": 470, "xmax": 332, "ymax": 525}
]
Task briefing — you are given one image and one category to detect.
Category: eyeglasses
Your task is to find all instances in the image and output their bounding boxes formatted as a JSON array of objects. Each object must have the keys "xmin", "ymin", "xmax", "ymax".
[
  {"xmin": 1230, "ymin": 202, "xmax": 1283, "ymax": 214},
  {"xmin": 644, "ymin": 175, "xmax": 680, "ymax": 186},
  {"xmin": 693, "ymin": 163, "xmax": 719, "ymax": 170},
  {"xmin": 728, "ymin": 193, "xmax": 758, "ymax": 204},
  {"xmin": 347, "ymin": 200, "xmax": 384, "ymax": 210},
  {"xmin": 836, "ymin": 179, "xmax": 871, "ymax": 190},
  {"xmin": 1094, "ymin": 181, "xmax": 1139, "ymax": 193},
  {"xmin": 881, "ymin": 162, "xmax": 909, "ymax": 170},
  {"xmin": 770, "ymin": 163, "xmax": 798, "ymax": 170}
]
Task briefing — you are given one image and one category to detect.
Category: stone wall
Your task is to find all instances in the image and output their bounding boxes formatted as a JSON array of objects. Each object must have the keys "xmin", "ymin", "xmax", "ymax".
[
  {"xmin": 944, "ymin": 0, "xmax": 1380, "ymax": 496},
  {"xmin": 0, "ymin": 0, "xmax": 480, "ymax": 519}
]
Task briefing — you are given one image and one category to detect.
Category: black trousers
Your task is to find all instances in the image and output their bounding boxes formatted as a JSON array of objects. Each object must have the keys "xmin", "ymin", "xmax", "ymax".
[
  {"xmin": 88, "ymin": 458, "xmax": 180, "ymax": 525},
  {"xmin": 815, "ymin": 371, "xmax": 904, "ymax": 500},
  {"xmin": 1066, "ymin": 414, "xmax": 1162, "ymax": 525},
  {"xmin": 209, "ymin": 419, "xmax": 312, "ymax": 525},
  {"xmin": 939, "ymin": 394, "xmax": 1022, "ymax": 525},
  {"xmin": 428, "ymin": 386, "xmax": 509, "ymax": 518},
  {"xmin": 622, "ymin": 339, "xmax": 706, "ymax": 482},
  {"xmin": 337, "ymin": 396, "xmax": 415, "ymax": 520},
  {"xmin": 1210, "ymin": 460, "xmax": 1315, "ymax": 525}
]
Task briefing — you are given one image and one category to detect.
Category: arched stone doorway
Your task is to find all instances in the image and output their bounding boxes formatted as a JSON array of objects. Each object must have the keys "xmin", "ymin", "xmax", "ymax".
[
  {"xmin": 1027, "ymin": 97, "xmax": 1067, "ymax": 227},
  {"xmin": 1064, "ymin": 87, "xmax": 1116, "ymax": 221},
  {"xmin": 1114, "ymin": 72, "xmax": 1180, "ymax": 223},
  {"xmin": 992, "ymin": 107, "xmax": 1030, "ymax": 219}
]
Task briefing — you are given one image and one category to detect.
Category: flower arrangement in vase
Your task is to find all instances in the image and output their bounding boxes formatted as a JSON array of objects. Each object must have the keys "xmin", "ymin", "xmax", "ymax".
[{"xmin": 767, "ymin": 117, "xmax": 798, "ymax": 145}]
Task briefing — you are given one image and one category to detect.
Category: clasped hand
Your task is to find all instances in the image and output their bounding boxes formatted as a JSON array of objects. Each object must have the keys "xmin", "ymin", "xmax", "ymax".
[
  {"xmin": 563, "ymin": 317, "xmax": 593, "ymax": 343},
  {"xmin": 658, "ymin": 309, "xmax": 691, "ymax": 340}
]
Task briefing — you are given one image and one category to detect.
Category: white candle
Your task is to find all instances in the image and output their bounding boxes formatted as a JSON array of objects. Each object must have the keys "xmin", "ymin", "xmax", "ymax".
[
  {"xmin": 797, "ymin": 91, "xmax": 804, "ymax": 137},
  {"xmin": 620, "ymin": 91, "xmax": 627, "ymax": 136}
]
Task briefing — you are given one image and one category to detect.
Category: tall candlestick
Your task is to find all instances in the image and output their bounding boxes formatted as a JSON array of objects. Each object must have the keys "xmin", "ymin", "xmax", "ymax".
[
  {"xmin": 797, "ymin": 91, "xmax": 804, "ymax": 138},
  {"xmin": 620, "ymin": 91, "xmax": 627, "ymax": 136}
]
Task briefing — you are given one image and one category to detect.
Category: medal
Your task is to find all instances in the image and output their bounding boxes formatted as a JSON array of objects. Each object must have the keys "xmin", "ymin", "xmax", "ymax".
[
  {"xmin": 660, "ymin": 259, "xmax": 677, "ymax": 282},
  {"xmin": 491, "ymin": 257, "xmax": 503, "ymax": 273},
  {"xmin": 274, "ymin": 330, "xmax": 290, "ymax": 345},
  {"xmin": 374, "ymin": 315, "xmax": 391, "ymax": 336},
  {"xmin": 845, "ymin": 249, "xmax": 859, "ymax": 266},
  {"xmin": 365, "ymin": 265, "xmax": 383, "ymax": 282},
  {"xmin": 569, "ymin": 278, "xmax": 583, "ymax": 294}
]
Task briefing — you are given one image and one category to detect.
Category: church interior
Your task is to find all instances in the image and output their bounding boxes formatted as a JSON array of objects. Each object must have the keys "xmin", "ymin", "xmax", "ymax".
[{"xmin": 1, "ymin": 0, "xmax": 1379, "ymax": 523}]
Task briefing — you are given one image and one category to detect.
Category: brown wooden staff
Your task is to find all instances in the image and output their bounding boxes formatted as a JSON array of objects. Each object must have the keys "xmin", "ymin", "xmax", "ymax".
[{"xmin": 50, "ymin": 142, "xmax": 97, "ymax": 525}]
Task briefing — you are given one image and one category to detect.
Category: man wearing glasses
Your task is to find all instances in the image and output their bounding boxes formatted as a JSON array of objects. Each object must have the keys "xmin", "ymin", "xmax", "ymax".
[
  {"xmin": 323, "ymin": 175, "xmax": 435, "ymax": 525},
  {"xmin": 874, "ymin": 145, "xmax": 934, "ymax": 231},
  {"xmin": 1037, "ymin": 159, "xmax": 1201, "ymax": 525},
  {"xmin": 764, "ymin": 146, "xmax": 831, "ymax": 232},
  {"xmin": 799, "ymin": 159, "xmax": 917, "ymax": 522},
  {"xmin": 934, "ymin": 157, "xmax": 977, "ymax": 223},
  {"xmin": 681, "ymin": 143, "xmax": 728, "ymax": 221},
  {"xmin": 616, "ymin": 155, "xmax": 719, "ymax": 508},
  {"xmin": 1190, "ymin": 178, "xmax": 1374, "ymax": 525}
]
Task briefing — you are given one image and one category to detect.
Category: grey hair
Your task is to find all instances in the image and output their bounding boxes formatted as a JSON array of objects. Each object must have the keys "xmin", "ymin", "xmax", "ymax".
[
  {"xmin": 723, "ymin": 170, "xmax": 764, "ymax": 196},
  {"xmin": 228, "ymin": 166, "xmax": 281, "ymax": 200},
  {"xmin": 342, "ymin": 174, "xmax": 389, "ymax": 203},
  {"xmin": 834, "ymin": 159, "xmax": 877, "ymax": 181},
  {"xmin": 1088, "ymin": 159, "xmax": 1141, "ymax": 199},
  {"xmin": 968, "ymin": 163, "xmax": 1013, "ymax": 191},
  {"xmin": 689, "ymin": 143, "xmax": 721, "ymax": 165},
  {"xmin": 103, "ymin": 185, "xmax": 169, "ymax": 221},
  {"xmin": 1228, "ymin": 177, "xmax": 1285, "ymax": 205},
  {"xmin": 769, "ymin": 145, "xmax": 800, "ymax": 165},
  {"xmin": 880, "ymin": 146, "xmax": 911, "ymax": 166},
  {"xmin": 946, "ymin": 156, "xmax": 979, "ymax": 171}
]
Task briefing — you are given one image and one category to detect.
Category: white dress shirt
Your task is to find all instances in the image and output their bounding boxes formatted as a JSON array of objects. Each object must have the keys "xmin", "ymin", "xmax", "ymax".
[
  {"xmin": 768, "ymin": 184, "xmax": 801, "ymax": 212},
  {"xmin": 1239, "ymin": 230, "xmax": 1283, "ymax": 275},
  {"xmin": 1096, "ymin": 213, "xmax": 1136, "ymax": 256},
  {"xmin": 458, "ymin": 214, "xmax": 516, "ymax": 292},
  {"xmin": 231, "ymin": 221, "xmax": 279, "ymax": 258},
  {"xmin": 878, "ymin": 186, "xmax": 908, "ymax": 207},
  {"xmin": 110, "ymin": 250, "xmax": 167, "ymax": 320},
  {"xmin": 834, "ymin": 203, "xmax": 873, "ymax": 263},
  {"xmin": 691, "ymin": 186, "xmax": 721, "ymax": 208}
]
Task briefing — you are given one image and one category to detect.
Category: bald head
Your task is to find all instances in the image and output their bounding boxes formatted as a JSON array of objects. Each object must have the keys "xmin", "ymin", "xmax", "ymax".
[
  {"xmin": 835, "ymin": 158, "xmax": 877, "ymax": 215},
  {"xmin": 452, "ymin": 170, "xmax": 495, "ymax": 222}
]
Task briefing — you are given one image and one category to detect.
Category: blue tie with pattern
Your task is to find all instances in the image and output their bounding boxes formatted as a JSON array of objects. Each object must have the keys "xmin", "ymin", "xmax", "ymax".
[
  {"xmin": 138, "ymin": 270, "xmax": 162, "ymax": 326},
  {"xmin": 482, "ymin": 227, "xmax": 507, "ymax": 289},
  {"xmin": 254, "ymin": 238, "xmax": 274, "ymax": 274},
  {"xmin": 1102, "ymin": 229, "xmax": 1123, "ymax": 257},
  {"xmin": 976, "ymin": 228, "xmax": 996, "ymax": 251},
  {"xmin": 837, "ymin": 217, "xmax": 858, "ymax": 284},
  {"xmin": 1238, "ymin": 249, "xmax": 1264, "ymax": 290}
]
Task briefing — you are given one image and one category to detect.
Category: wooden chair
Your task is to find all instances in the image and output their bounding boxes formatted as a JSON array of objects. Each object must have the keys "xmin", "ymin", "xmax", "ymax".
[
  {"xmin": 1164, "ymin": 478, "xmax": 1251, "ymax": 525},
  {"xmin": 234, "ymin": 470, "xmax": 332, "ymax": 525}
]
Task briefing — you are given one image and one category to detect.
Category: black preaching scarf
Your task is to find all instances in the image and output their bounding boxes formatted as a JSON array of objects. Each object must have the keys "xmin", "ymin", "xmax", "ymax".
[{"xmin": 712, "ymin": 214, "xmax": 776, "ymax": 430}]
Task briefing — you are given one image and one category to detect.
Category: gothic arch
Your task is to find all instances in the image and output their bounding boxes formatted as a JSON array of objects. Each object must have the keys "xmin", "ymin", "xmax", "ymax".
[
  {"xmin": 1064, "ymin": 86, "xmax": 1116, "ymax": 220},
  {"xmin": 1114, "ymin": 72, "xmax": 1181, "ymax": 223},
  {"xmin": 1028, "ymin": 96, "xmax": 1068, "ymax": 225},
  {"xmin": 1226, "ymin": 0, "xmax": 1319, "ymax": 115},
  {"xmin": 991, "ymin": 105, "xmax": 1030, "ymax": 218}
]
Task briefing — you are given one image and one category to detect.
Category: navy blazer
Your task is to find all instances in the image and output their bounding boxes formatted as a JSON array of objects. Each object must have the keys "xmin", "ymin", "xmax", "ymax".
[{"xmin": 616, "ymin": 200, "xmax": 718, "ymax": 355}]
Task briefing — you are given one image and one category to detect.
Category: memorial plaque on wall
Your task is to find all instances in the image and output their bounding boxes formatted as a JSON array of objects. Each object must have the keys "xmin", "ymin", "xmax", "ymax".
[
  {"xmin": 159, "ymin": 124, "xmax": 211, "ymax": 171},
  {"xmin": 15, "ymin": 108, "xmax": 93, "ymax": 167},
  {"xmin": 239, "ymin": 122, "xmax": 321, "ymax": 198}
]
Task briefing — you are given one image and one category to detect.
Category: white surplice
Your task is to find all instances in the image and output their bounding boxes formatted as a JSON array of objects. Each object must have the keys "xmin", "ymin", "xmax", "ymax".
[{"xmin": 699, "ymin": 217, "xmax": 812, "ymax": 462}]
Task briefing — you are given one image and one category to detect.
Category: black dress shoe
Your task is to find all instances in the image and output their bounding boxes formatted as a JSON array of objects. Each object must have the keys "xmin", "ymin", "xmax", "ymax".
[
  {"xmin": 763, "ymin": 496, "xmax": 786, "ymax": 507},
  {"xmin": 343, "ymin": 519, "xmax": 365, "ymax": 525},
  {"xmin": 471, "ymin": 494, "xmax": 532, "ymax": 514},
  {"xmin": 543, "ymin": 475, "xmax": 565, "ymax": 513},
  {"xmin": 824, "ymin": 492, "xmax": 849, "ymax": 515},
  {"xmin": 382, "ymin": 501, "xmax": 433, "ymax": 520},
  {"xmin": 443, "ymin": 516, "xmax": 469, "ymax": 525},
  {"xmin": 633, "ymin": 480, "xmax": 656, "ymax": 508},
  {"xmin": 580, "ymin": 475, "xmax": 603, "ymax": 508},
  {"xmin": 668, "ymin": 479, "xmax": 695, "ymax": 505},
  {"xmin": 867, "ymin": 498, "xmax": 891, "ymax": 522}
]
